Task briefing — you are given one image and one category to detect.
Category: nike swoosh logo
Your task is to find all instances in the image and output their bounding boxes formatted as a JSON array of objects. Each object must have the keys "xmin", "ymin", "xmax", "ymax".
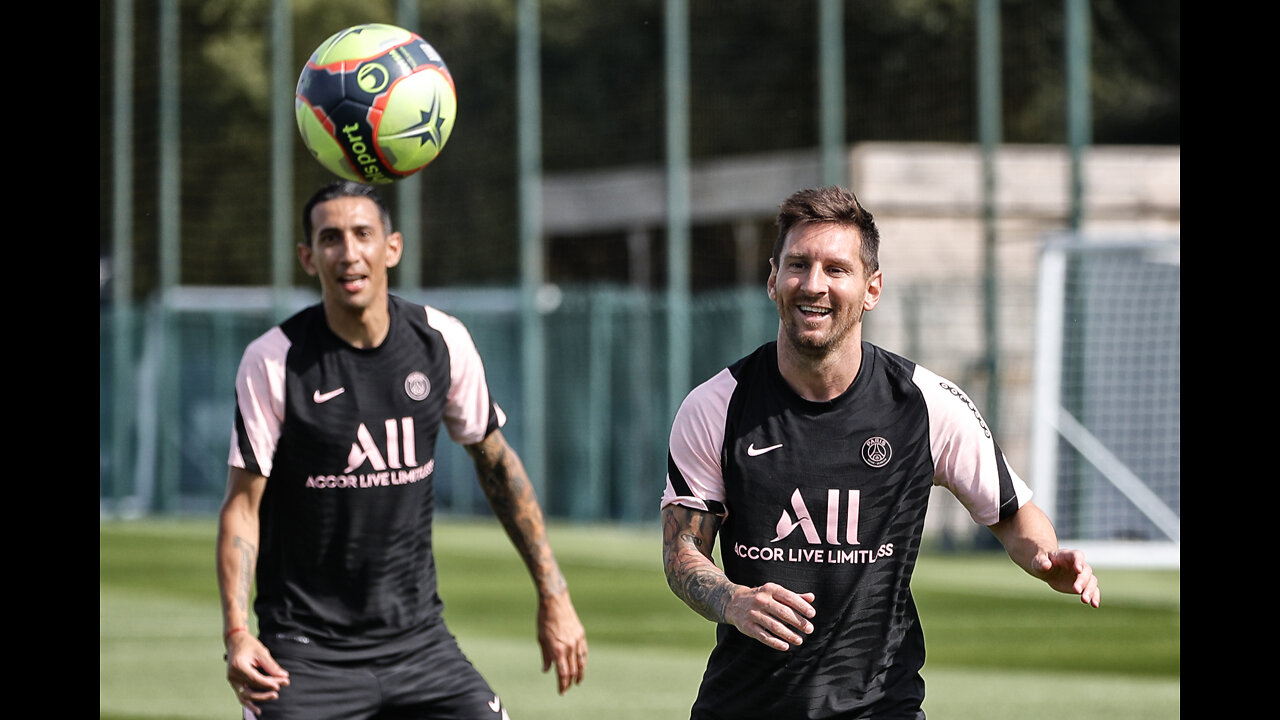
[
  {"xmin": 313, "ymin": 387, "xmax": 346, "ymax": 403},
  {"xmin": 488, "ymin": 695, "xmax": 501, "ymax": 712},
  {"xmin": 747, "ymin": 442, "xmax": 783, "ymax": 457}
]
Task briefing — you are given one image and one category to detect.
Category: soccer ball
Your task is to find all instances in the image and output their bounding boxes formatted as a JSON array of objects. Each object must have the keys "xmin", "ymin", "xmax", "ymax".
[{"xmin": 296, "ymin": 23, "xmax": 457, "ymax": 184}]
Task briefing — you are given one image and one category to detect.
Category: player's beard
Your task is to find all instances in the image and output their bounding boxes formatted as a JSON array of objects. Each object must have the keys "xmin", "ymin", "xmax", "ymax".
[{"xmin": 777, "ymin": 296, "xmax": 863, "ymax": 358}]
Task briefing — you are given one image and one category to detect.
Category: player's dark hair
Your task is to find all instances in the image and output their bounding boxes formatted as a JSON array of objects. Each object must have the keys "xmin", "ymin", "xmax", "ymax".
[
  {"xmin": 773, "ymin": 186, "xmax": 880, "ymax": 274},
  {"xmin": 301, "ymin": 181, "xmax": 395, "ymax": 244}
]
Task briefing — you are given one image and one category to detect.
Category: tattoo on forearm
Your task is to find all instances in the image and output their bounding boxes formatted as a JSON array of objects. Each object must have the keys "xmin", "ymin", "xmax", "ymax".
[
  {"xmin": 233, "ymin": 535, "xmax": 257, "ymax": 623},
  {"xmin": 663, "ymin": 507, "xmax": 734, "ymax": 623},
  {"xmin": 469, "ymin": 437, "xmax": 566, "ymax": 597}
]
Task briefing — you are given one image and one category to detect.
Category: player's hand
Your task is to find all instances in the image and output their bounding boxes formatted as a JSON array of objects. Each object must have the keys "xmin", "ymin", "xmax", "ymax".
[
  {"xmin": 1032, "ymin": 548, "xmax": 1101, "ymax": 608},
  {"xmin": 724, "ymin": 582, "xmax": 816, "ymax": 651},
  {"xmin": 537, "ymin": 589, "xmax": 588, "ymax": 694},
  {"xmin": 225, "ymin": 631, "xmax": 291, "ymax": 714}
]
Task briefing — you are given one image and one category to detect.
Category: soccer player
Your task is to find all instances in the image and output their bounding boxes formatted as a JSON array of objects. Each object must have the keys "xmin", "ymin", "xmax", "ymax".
[
  {"xmin": 661, "ymin": 185, "xmax": 1099, "ymax": 720},
  {"xmin": 217, "ymin": 181, "xmax": 587, "ymax": 719}
]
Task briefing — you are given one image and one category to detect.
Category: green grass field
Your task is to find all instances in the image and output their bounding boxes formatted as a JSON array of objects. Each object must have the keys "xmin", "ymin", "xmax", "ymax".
[{"xmin": 100, "ymin": 517, "xmax": 1178, "ymax": 719}]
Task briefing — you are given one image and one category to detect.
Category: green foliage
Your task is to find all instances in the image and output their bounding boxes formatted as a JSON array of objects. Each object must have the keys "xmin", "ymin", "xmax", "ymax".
[
  {"xmin": 100, "ymin": 517, "xmax": 1178, "ymax": 720},
  {"xmin": 101, "ymin": 0, "xmax": 1178, "ymax": 296}
]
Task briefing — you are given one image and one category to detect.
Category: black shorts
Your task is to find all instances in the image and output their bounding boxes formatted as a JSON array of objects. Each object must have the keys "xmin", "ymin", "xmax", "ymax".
[{"xmin": 248, "ymin": 623, "xmax": 507, "ymax": 720}]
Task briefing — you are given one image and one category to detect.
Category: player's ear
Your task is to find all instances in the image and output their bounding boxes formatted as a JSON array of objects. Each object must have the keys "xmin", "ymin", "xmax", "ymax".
[
  {"xmin": 385, "ymin": 231, "xmax": 404, "ymax": 268},
  {"xmin": 766, "ymin": 260, "xmax": 778, "ymax": 300},
  {"xmin": 863, "ymin": 270, "xmax": 883, "ymax": 311},
  {"xmin": 297, "ymin": 241, "xmax": 319, "ymax": 276}
]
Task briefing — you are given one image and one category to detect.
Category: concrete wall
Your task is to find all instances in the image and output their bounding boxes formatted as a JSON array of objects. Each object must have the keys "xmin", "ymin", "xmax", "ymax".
[{"xmin": 846, "ymin": 143, "xmax": 1178, "ymax": 543}]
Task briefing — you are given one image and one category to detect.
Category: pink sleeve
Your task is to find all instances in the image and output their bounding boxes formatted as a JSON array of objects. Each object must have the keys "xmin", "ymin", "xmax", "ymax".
[
  {"xmin": 228, "ymin": 327, "xmax": 290, "ymax": 477},
  {"xmin": 426, "ymin": 307, "xmax": 506, "ymax": 445},
  {"xmin": 660, "ymin": 369, "xmax": 736, "ymax": 515},
  {"xmin": 914, "ymin": 365, "xmax": 1032, "ymax": 526}
]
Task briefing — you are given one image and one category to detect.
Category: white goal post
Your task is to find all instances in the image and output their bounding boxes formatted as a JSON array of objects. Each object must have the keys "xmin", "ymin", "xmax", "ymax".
[{"xmin": 1030, "ymin": 234, "xmax": 1180, "ymax": 569}]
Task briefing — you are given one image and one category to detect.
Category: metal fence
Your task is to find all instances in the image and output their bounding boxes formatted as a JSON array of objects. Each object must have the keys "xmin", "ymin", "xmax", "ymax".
[
  {"xmin": 101, "ymin": 0, "xmax": 1178, "ymax": 541},
  {"xmin": 101, "ymin": 274, "xmax": 1052, "ymax": 528},
  {"xmin": 100, "ymin": 285, "xmax": 782, "ymax": 522}
]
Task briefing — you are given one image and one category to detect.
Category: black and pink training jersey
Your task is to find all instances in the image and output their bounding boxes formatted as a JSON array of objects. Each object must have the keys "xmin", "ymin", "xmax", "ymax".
[
  {"xmin": 662, "ymin": 341, "xmax": 1031, "ymax": 720},
  {"xmin": 229, "ymin": 295, "xmax": 504, "ymax": 660}
]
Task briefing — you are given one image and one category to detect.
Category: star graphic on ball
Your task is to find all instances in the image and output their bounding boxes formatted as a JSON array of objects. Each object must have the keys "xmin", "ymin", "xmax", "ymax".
[{"xmin": 385, "ymin": 92, "xmax": 448, "ymax": 148}]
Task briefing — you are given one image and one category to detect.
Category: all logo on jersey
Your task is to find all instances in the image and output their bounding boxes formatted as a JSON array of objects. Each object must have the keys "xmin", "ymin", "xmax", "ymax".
[
  {"xmin": 304, "ymin": 416, "xmax": 435, "ymax": 489},
  {"xmin": 772, "ymin": 488, "xmax": 861, "ymax": 545},
  {"xmin": 733, "ymin": 487, "xmax": 895, "ymax": 566},
  {"xmin": 346, "ymin": 417, "xmax": 418, "ymax": 471}
]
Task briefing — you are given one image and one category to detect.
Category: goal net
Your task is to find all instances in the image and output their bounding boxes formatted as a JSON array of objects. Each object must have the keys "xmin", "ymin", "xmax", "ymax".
[{"xmin": 1030, "ymin": 234, "xmax": 1180, "ymax": 569}]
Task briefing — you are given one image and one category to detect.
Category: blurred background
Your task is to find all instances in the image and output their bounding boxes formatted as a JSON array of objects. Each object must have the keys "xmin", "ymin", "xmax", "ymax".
[{"xmin": 99, "ymin": 0, "xmax": 1179, "ymax": 565}]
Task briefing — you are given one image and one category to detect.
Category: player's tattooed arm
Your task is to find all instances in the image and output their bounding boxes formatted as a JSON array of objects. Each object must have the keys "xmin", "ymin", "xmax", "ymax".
[
  {"xmin": 467, "ymin": 429, "xmax": 566, "ymax": 598},
  {"xmin": 217, "ymin": 468, "xmax": 291, "ymax": 707},
  {"xmin": 229, "ymin": 535, "xmax": 257, "ymax": 627},
  {"xmin": 664, "ymin": 503, "xmax": 816, "ymax": 650},
  {"xmin": 662, "ymin": 504, "xmax": 735, "ymax": 623},
  {"xmin": 468, "ymin": 430, "xmax": 589, "ymax": 694},
  {"xmin": 217, "ymin": 467, "xmax": 267, "ymax": 633}
]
